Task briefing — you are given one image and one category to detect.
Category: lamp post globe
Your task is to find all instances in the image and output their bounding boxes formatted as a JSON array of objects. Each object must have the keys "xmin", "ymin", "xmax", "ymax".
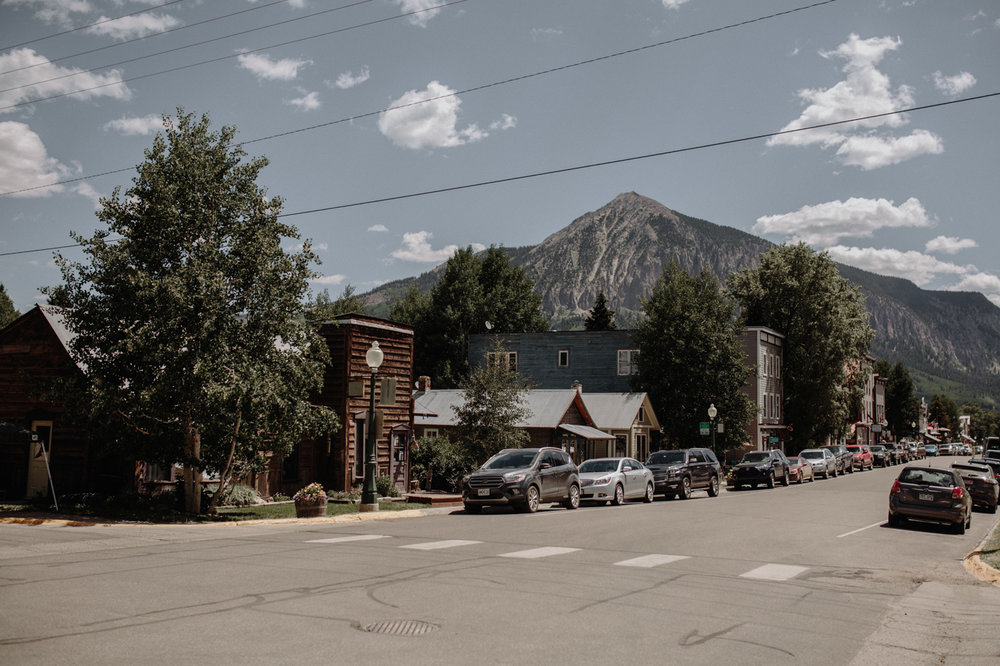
[
  {"xmin": 361, "ymin": 341, "xmax": 384, "ymax": 511},
  {"xmin": 708, "ymin": 404, "xmax": 718, "ymax": 454}
]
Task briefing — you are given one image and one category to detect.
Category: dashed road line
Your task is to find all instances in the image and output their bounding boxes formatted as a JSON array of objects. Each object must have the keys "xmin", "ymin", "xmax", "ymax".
[
  {"xmin": 498, "ymin": 546, "xmax": 581, "ymax": 559},
  {"xmin": 740, "ymin": 564, "xmax": 809, "ymax": 581},
  {"xmin": 837, "ymin": 521, "xmax": 884, "ymax": 538},
  {"xmin": 400, "ymin": 539, "xmax": 482, "ymax": 550},
  {"xmin": 614, "ymin": 554, "xmax": 690, "ymax": 568},
  {"xmin": 306, "ymin": 535, "xmax": 388, "ymax": 544}
]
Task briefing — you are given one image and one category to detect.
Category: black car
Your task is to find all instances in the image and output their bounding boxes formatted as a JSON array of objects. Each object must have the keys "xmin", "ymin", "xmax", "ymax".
[
  {"xmin": 951, "ymin": 463, "xmax": 999, "ymax": 513},
  {"xmin": 888, "ymin": 465, "xmax": 972, "ymax": 533},
  {"xmin": 731, "ymin": 449, "xmax": 790, "ymax": 489},
  {"xmin": 822, "ymin": 445, "xmax": 854, "ymax": 475},
  {"xmin": 462, "ymin": 447, "xmax": 580, "ymax": 513},
  {"xmin": 645, "ymin": 447, "xmax": 723, "ymax": 499},
  {"xmin": 870, "ymin": 444, "xmax": 889, "ymax": 467}
]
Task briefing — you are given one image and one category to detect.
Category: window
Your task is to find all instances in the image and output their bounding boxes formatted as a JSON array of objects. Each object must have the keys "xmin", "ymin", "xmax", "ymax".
[
  {"xmin": 617, "ymin": 349, "xmax": 639, "ymax": 375},
  {"xmin": 486, "ymin": 351, "xmax": 518, "ymax": 372},
  {"xmin": 762, "ymin": 351, "xmax": 768, "ymax": 377},
  {"xmin": 638, "ymin": 407, "xmax": 646, "ymax": 423},
  {"xmin": 423, "ymin": 428, "xmax": 439, "ymax": 439},
  {"xmin": 558, "ymin": 350, "xmax": 570, "ymax": 367}
]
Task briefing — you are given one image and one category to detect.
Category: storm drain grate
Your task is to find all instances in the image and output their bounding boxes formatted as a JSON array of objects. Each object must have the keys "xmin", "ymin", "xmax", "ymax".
[{"xmin": 360, "ymin": 620, "xmax": 439, "ymax": 636}]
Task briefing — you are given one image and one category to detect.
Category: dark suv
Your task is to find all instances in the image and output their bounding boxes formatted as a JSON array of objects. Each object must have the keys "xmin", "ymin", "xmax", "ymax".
[
  {"xmin": 732, "ymin": 449, "xmax": 790, "ymax": 489},
  {"xmin": 645, "ymin": 447, "xmax": 723, "ymax": 499},
  {"xmin": 822, "ymin": 445, "xmax": 854, "ymax": 475},
  {"xmin": 462, "ymin": 447, "xmax": 580, "ymax": 514}
]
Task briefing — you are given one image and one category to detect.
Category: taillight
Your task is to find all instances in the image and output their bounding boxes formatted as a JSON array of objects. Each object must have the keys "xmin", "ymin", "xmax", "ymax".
[
  {"xmin": 951, "ymin": 487, "xmax": 964, "ymax": 500},
  {"xmin": 890, "ymin": 480, "xmax": 901, "ymax": 494}
]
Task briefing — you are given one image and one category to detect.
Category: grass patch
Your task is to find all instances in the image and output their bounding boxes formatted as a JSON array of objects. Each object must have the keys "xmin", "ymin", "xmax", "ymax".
[
  {"xmin": 979, "ymin": 518, "xmax": 1000, "ymax": 571},
  {"xmin": 215, "ymin": 500, "xmax": 430, "ymax": 521}
]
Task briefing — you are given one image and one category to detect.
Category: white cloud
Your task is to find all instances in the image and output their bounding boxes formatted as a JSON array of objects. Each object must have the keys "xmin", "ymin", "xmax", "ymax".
[
  {"xmin": 237, "ymin": 53, "xmax": 311, "ymax": 81},
  {"xmin": 490, "ymin": 113, "xmax": 517, "ymax": 131},
  {"xmin": 948, "ymin": 273, "xmax": 1000, "ymax": 306},
  {"xmin": 286, "ymin": 91, "xmax": 320, "ymax": 111},
  {"xmin": 391, "ymin": 231, "xmax": 484, "ymax": 263},
  {"xmin": 393, "ymin": 0, "xmax": 443, "ymax": 27},
  {"xmin": 753, "ymin": 197, "xmax": 931, "ymax": 246},
  {"xmin": 310, "ymin": 274, "xmax": 347, "ymax": 286},
  {"xmin": 530, "ymin": 27, "xmax": 563, "ymax": 40},
  {"xmin": 0, "ymin": 121, "xmax": 73, "ymax": 197},
  {"xmin": 4, "ymin": 0, "xmax": 92, "ymax": 25},
  {"xmin": 768, "ymin": 34, "xmax": 942, "ymax": 169},
  {"xmin": 932, "ymin": 70, "xmax": 976, "ymax": 96},
  {"xmin": 73, "ymin": 181, "xmax": 101, "ymax": 208},
  {"xmin": 378, "ymin": 81, "xmax": 486, "ymax": 150},
  {"xmin": 103, "ymin": 113, "xmax": 163, "ymax": 135},
  {"xmin": 0, "ymin": 48, "xmax": 131, "ymax": 112},
  {"xmin": 334, "ymin": 67, "xmax": 370, "ymax": 89},
  {"xmin": 926, "ymin": 236, "xmax": 977, "ymax": 255},
  {"xmin": 662, "ymin": 0, "xmax": 690, "ymax": 8},
  {"xmin": 86, "ymin": 12, "xmax": 181, "ymax": 40},
  {"xmin": 825, "ymin": 246, "xmax": 972, "ymax": 286},
  {"xmin": 368, "ymin": 224, "xmax": 389, "ymax": 232}
]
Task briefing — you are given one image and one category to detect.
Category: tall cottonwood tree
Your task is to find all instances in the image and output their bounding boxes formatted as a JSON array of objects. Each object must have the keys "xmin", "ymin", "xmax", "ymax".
[
  {"xmin": 728, "ymin": 244, "xmax": 874, "ymax": 448},
  {"xmin": 0, "ymin": 284, "xmax": 19, "ymax": 328},
  {"xmin": 48, "ymin": 110, "xmax": 338, "ymax": 513}
]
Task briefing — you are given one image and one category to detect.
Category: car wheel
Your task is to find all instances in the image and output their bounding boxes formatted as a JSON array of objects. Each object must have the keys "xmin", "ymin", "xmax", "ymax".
[
  {"xmin": 781, "ymin": 468, "xmax": 790, "ymax": 486},
  {"xmin": 612, "ymin": 484, "xmax": 625, "ymax": 506},
  {"xmin": 563, "ymin": 484, "xmax": 580, "ymax": 510},
  {"xmin": 707, "ymin": 476, "xmax": 720, "ymax": 497},
  {"xmin": 954, "ymin": 514, "xmax": 966, "ymax": 535},
  {"xmin": 888, "ymin": 512, "xmax": 902, "ymax": 528},
  {"xmin": 643, "ymin": 482, "xmax": 654, "ymax": 503},
  {"xmin": 991, "ymin": 501, "xmax": 998, "ymax": 515},
  {"xmin": 767, "ymin": 472, "xmax": 775, "ymax": 489},
  {"xmin": 464, "ymin": 503, "xmax": 482, "ymax": 514},
  {"xmin": 522, "ymin": 485, "xmax": 540, "ymax": 513},
  {"xmin": 678, "ymin": 476, "xmax": 692, "ymax": 499}
]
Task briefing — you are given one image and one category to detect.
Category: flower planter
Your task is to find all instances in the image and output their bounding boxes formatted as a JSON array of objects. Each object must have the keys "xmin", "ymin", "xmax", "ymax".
[{"xmin": 294, "ymin": 498, "xmax": 328, "ymax": 518}]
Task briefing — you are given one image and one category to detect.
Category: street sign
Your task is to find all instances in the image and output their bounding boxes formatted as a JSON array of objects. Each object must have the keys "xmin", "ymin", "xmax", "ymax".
[{"xmin": 699, "ymin": 422, "xmax": 710, "ymax": 436}]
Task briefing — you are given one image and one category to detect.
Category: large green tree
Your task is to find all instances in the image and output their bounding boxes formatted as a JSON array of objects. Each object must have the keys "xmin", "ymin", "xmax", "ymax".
[
  {"xmin": 632, "ymin": 261, "xmax": 755, "ymax": 453},
  {"xmin": 928, "ymin": 394, "xmax": 960, "ymax": 433},
  {"xmin": 728, "ymin": 244, "xmax": 874, "ymax": 448},
  {"xmin": 0, "ymin": 283, "xmax": 19, "ymax": 328},
  {"xmin": 48, "ymin": 110, "xmax": 338, "ymax": 513},
  {"xmin": 584, "ymin": 291, "xmax": 617, "ymax": 331},
  {"xmin": 391, "ymin": 246, "xmax": 547, "ymax": 387},
  {"xmin": 306, "ymin": 284, "xmax": 366, "ymax": 325},
  {"xmin": 885, "ymin": 361, "xmax": 920, "ymax": 438}
]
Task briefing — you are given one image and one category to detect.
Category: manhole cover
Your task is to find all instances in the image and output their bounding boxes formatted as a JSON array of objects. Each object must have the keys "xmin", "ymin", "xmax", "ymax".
[{"xmin": 360, "ymin": 620, "xmax": 439, "ymax": 636}]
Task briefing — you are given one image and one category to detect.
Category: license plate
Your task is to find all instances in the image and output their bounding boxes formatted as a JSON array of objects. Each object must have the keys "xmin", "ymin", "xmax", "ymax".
[
  {"xmin": 918, "ymin": 493, "xmax": 933, "ymax": 502},
  {"xmin": 477, "ymin": 488, "xmax": 490, "ymax": 497}
]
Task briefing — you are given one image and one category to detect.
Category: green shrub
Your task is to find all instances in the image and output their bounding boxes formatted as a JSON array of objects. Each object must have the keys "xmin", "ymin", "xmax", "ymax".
[
  {"xmin": 217, "ymin": 484, "xmax": 259, "ymax": 507},
  {"xmin": 410, "ymin": 435, "xmax": 477, "ymax": 493},
  {"xmin": 375, "ymin": 475, "xmax": 400, "ymax": 498}
]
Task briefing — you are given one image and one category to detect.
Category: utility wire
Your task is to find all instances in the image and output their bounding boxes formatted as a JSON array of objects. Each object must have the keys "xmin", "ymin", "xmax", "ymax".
[
  {"xmin": 0, "ymin": 0, "xmax": 837, "ymax": 196},
  {"xmin": 2, "ymin": 91, "xmax": 996, "ymax": 259},
  {"xmin": 0, "ymin": 0, "xmax": 467, "ymax": 111},
  {"xmin": 0, "ymin": 0, "xmax": 377, "ymax": 89},
  {"xmin": 1, "ymin": 0, "xmax": 188, "ymax": 52}
]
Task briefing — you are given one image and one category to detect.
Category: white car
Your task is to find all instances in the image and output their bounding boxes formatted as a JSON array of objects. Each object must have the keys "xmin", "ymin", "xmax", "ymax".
[{"xmin": 578, "ymin": 457, "xmax": 654, "ymax": 505}]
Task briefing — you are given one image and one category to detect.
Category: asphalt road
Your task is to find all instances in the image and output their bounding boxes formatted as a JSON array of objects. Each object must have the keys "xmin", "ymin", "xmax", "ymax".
[{"xmin": 2, "ymin": 455, "xmax": 999, "ymax": 665}]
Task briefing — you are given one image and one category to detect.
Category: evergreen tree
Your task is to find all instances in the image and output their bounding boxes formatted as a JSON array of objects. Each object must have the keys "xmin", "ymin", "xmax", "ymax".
[
  {"xmin": 47, "ymin": 110, "xmax": 338, "ymax": 513},
  {"xmin": 885, "ymin": 361, "xmax": 920, "ymax": 438},
  {"xmin": 928, "ymin": 394, "xmax": 960, "ymax": 433},
  {"xmin": 306, "ymin": 284, "xmax": 366, "ymax": 325},
  {"xmin": 584, "ymin": 291, "xmax": 617, "ymax": 331},
  {"xmin": 0, "ymin": 284, "xmax": 19, "ymax": 328}
]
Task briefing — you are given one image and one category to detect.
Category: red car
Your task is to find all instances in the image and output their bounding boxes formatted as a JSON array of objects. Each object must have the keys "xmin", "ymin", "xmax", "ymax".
[
  {"xmin": 846, "ymin": 444, "xmax": 874, "ymax": 470},
  {"xmin": 786, "ymin": 456, "xmax": 815, "ymax": 484}
]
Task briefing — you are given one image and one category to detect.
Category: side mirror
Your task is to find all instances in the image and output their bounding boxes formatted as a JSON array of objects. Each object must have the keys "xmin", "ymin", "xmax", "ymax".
[{"xmin": 539, "ymin": 462, "xmax": 551, "ymax": 470}]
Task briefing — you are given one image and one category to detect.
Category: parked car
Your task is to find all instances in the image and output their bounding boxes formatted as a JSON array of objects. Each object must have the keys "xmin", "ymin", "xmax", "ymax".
[
  {"xmin": 800, "ymin": 448, "xmax": 837, "ymax": 479},
  {"xmin": 645, "ymin": 447, "xmax": 723, "ymax": 499},
  {"xmin": 462, "ymin": 447, "xmax": 580, "ymax": 513},
  {"xmin": 924, "ymin": 443, "xmax": 939, "ymax": 456},
  {"xmin": 969, "ymin": 457, "xmax": 1000, "ymax": 479},
  {"xmin": 870, "ymin": 444, "xmax": 890, "ymax": 467},
  {"xmin": 888, "ymin": 466, "xmax": 972, "ymax": 534},
  {"xmin": 908, "ymin": 442, "xmax": 924, "ymax": 460},
  {"xmin": 846, "ymin": 443, "xmax": 874, "ymax": 470},
  {"xmin": 578, "ymin": 457, "xmax": 654, "ymax": 505},
  {"xmin": 951, "ymin": 462, "xmax": 999, "ymax": 513},
  {"xmin": 786, "ymin": 456, "xmax": 814, "ymax": 484},
  {"xmin": 938, "ymin": 442, "xmax": 953, "ymax": 455},
  {"xmin": 822, "ymin": 444, "xmax": 854, "ymax": 475},
  {"xmin": 731, "ymin": 450, "xmax": 790, "ymax": 489},
  {"xmin": 892, "ymin": 443, "xmax": 910, "ymax": 464}
]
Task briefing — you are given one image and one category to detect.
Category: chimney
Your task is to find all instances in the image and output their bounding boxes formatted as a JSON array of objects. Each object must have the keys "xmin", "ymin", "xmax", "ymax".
[
  {"xmin": 572, "ymin": 380, "xmax": 583, "ymax": 394},
  {"xmin": 417, "ymin": 376, "xmax": 431, "ymax": 392}
]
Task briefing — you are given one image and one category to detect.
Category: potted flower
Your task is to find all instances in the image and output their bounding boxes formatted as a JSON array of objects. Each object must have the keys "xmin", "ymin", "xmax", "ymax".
[{"xmin": 293, "ymin": 482, "xmax": 328, "ymax": 518}]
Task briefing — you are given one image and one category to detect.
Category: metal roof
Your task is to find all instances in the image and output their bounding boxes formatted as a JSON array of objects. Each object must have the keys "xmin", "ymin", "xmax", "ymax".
[
  {"xmin": 414, "ymin": 388, "xmax": 587, "ymax": 429},
  {"xmin": 558, "ymin": 424, "xmax": 615, "ymax": 440},
  {"xmin": 579, "ymin": 392, "xmax": 655, "ymax": 430}
]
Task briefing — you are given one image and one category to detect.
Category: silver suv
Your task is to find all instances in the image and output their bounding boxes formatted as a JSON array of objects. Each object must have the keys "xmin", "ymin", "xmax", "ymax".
[{"xmin": 462, "ymin": 447, "xmax": 580, "ymax": 513}]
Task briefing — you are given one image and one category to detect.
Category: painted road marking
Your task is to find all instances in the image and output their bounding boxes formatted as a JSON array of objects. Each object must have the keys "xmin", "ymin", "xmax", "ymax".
[
  {"xmin": 306, "ymin": 535, "xmax": 388, "ymax": 544},
  {"xmin": 837, "ymin": 521, "xmax": 884, "ymax": 538},
  {"xmin": 740, "ymin": 564, "xmax": 809, "ymax": 581},
  {"xmin": 615, "ymin": 554, "xmax": 691, "ymax": 568},
  {"xmin": 498, "ymin": 546, "xmax": 581, "ymax": 559},
  {"xmin": 400, "ymin": 539, "xmax": 482, "ymax": 550}
]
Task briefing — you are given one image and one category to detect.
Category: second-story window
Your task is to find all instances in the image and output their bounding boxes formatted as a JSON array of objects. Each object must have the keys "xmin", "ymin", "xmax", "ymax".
[
  {"xmin": 487, "ymin": 351, "xmax": 518, "ymax": 372},
  {"xmin": 617, "ymin": 349, "xmax": 639, "ymax": 376},
  {"xmin": 558, "ymin": 350, "xmax": 569, "ymax": 367}
]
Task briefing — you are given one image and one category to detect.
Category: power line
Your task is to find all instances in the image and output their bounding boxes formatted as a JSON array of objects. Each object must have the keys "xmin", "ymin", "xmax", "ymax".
[
  {"xmin": 1, "ymin": 0, "xmax": 188, "ymax": 52},
  {"xmin": 0, "ymin": 0, "xmax": 377, "ymax": 92},
  {"xmin": 3, "ymin": 91, "xmax": 996, "ymax": 259},
  {"xmin": 0, "ymin": 0, "xmax": 837, "ymax": 197},
  {"xmin": 0, "ymin": 0, "xmax": 467, "ymax": 111}
]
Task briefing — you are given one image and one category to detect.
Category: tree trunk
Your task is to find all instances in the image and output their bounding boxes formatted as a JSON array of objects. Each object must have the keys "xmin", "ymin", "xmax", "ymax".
[
  {"xmin": 184, "ymin": 426, "xmax": 202, "ymax": 514},
  {"xmin": 206, "ymin": 412, "xmax": 241, "ymax": 515}
]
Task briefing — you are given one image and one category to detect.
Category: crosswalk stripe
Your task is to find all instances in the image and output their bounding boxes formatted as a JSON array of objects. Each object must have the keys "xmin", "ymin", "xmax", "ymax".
[
  {"xmin": 400, "ymin": 539, "xmax": 482, "ymax": 550},
  {"xmin": 498, "ymin": 546, "xmax": 580, "ymax": 559},
  {"xmin": 306, "ymin": 535, "xmax": 388, "ymax": 544},
  {"xmin": 740, "ymin": 564, "xmax": 809, "ymax": 581},
  {"xmin": 614, "ymin": 554, "xmax": 690, "ymax": 568}
]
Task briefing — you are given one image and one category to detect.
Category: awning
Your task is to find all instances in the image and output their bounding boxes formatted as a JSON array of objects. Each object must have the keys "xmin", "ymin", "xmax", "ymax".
[
  {"xmin": 924, "ymin": 433, "xmax": 941, "ymax": 443},
  {"xmin": 558, "ymin": 424, "xmax": 616, "ymax": 440}
]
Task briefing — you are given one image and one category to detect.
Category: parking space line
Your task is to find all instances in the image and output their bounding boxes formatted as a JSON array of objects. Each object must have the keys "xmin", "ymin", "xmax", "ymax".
[
  {"xmin": 740, "ymin": 564, "xmax": 809, "ymax": 581},
  {"xmin": 498, "ymin": 546, "xmax": 580, "ymax": 559},
  {"xmin": 306, "ymin": 535, "xmax": 388, "ymax": 544},
  {"xmin": 837, "ymin": 521, "xmax": 884, "ymax": 538},
  {"xmin": 614, "ymin": 554, "xmax": 690, "ymax": 568},
  {"xmin": 400, "ymin": 540, "xmax": 482, "ymax": 550}
]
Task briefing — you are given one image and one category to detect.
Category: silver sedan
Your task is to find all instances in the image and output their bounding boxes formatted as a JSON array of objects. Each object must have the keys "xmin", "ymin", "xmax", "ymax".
[
  {"xmin": 578, "ymin": 457, "xmax": 654, "ymax": 505},
  {"xmin": 800, "ymin": 448, "xmax": 838, "ymax": 479}
]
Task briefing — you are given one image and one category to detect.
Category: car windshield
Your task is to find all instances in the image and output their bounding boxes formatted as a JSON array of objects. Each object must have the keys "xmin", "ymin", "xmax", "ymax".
[
  {"xmin": 741, "ymin": 452, "xmax": 770, "ymax": 463},
  {"xmin": 787, "ymin": 457, "xmax": 802, "ymax": 464},
  {"xmin": 648, "ymin": 451, "xmax": 686, "ymax": 465},
  {"xmin": 801, "ymin": 451, "xmax": 823, "ymax": 459},
  {"xmin": 481, "ymin": 450, "xmax": 538, "ymax": 470},
  {"xmin": 900, "ymin": 469, "xmax": 956, "ymax": 487},
  {"xmin": 579, "ymin": 459, "xmax": 619, "ymax": 473}
]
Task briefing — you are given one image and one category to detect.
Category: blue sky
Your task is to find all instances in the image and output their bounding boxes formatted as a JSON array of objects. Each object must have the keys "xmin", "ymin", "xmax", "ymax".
[{"xmin": 1, "ymin": 0, "xmax": 998, "ymax": 313}]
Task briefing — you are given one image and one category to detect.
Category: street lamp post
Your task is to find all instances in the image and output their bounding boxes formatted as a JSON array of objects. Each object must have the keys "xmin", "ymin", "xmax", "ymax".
[
  {"xmin": 708, "ymin": 403, "xmax": 718, "ymax": 454},
  {"xmin": 360, "ymin": 341, "xmax": 384, "ymax": 512}
]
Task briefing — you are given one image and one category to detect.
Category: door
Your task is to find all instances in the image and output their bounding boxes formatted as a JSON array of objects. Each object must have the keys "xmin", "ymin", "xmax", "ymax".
[{"xmin": 27, "ymin": 421, "xmax": 53, "ymax": 498}]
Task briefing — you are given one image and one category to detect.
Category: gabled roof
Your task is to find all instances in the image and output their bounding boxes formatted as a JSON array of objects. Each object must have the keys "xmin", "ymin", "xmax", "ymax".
[
  {"xmin": 580, "ymin": 392, "xmax": 658, "ymax": 430},
  {"xmin": 414, "ymin": 388, "xmax": 596, "ymax": 429}
]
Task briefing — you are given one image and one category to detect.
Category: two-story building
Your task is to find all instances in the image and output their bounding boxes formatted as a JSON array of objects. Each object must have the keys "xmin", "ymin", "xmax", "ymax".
[{"xmin": 738, "ymin": 327, "xmax": 787, "ymax": 451}]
